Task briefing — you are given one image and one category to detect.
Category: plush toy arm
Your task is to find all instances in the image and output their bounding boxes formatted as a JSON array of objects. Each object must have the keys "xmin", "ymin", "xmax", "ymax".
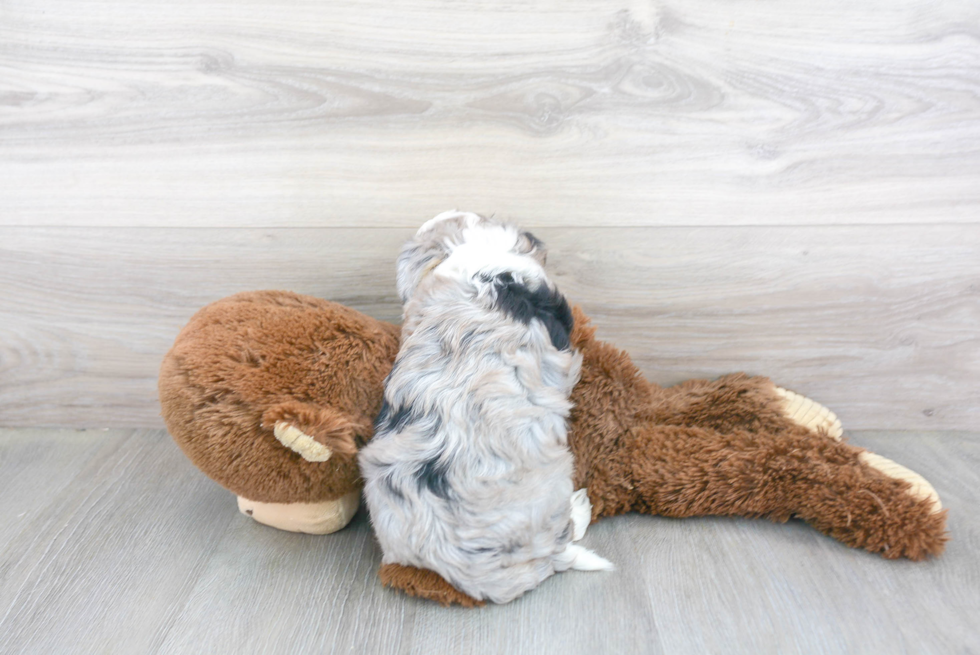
[
  {"xmin": 271, "ymin": 423, "xmax": 335, "ymax": 462},
  {"xmin": 378, "ymin": 564, "xmax": 485, "ymax": 608},
  {"xmin": 262, "ymin": 401, "xmax": 370, "ymax": 461}
]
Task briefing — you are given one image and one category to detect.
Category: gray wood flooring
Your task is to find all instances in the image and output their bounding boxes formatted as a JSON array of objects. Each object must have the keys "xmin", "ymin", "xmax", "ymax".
[{"xmin": 1, "ymin": 428, "xmax": 977, "ymax": 654}]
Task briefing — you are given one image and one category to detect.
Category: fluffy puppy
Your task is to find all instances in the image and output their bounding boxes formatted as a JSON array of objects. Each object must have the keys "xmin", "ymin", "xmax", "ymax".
[{"xmin": 359, "ymin": 211, "xmax": 612, "ymax": 605}]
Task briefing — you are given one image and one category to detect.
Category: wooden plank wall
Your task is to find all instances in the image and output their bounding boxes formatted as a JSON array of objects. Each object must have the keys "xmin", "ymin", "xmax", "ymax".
[{"xmin": 1, "ymin": 0, "xmax": 978, "ymax": 429}]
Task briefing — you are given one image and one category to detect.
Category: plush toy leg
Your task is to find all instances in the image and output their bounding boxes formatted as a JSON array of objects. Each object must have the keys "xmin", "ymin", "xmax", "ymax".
[
  {"xmin": 856, "ymin": 451, "xmax": 942, "ymax": 511},
  {"xmin": 774, "ymin": 387, "xmax": 941, "ymax": 511},
  {"xmin": 625, "ymin": 424, "xmax": 947, "ymax": 560},
  {"xmin": 237, "ymin": 491, "xmax": 360, "ymax": 535},
  {"xmin": 774, "ymin": 388, "xmax": 942, "ymax": 511},
  {"xmin": 648, "ymin": 374, "xmax": 847, "ymax": 440},
  {"xmin": 784, "ymin": 443, "xmax": 947, "ymax": 559},
  {"xmin": 772, "ymin": 387, "xmax": 843, "ymax": 439}
]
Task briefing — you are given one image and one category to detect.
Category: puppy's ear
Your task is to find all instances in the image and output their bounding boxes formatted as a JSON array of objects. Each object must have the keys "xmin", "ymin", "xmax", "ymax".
[
  {"xmin": 396, "ymin": 241, "xmax": 446, "ymax": 304},
  {"xmin": 399, "ymin": 212, "xmax": 489, "ymax": 302},
  {"xmin": 518, "ymin": 230, "xmax": 548, "ymax": 266}
]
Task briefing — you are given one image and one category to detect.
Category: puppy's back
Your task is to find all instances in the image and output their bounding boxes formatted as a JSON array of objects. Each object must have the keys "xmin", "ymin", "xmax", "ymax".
[{"xmin": 360, "ymin": 214, "xmax": 594, "ymax": 603}]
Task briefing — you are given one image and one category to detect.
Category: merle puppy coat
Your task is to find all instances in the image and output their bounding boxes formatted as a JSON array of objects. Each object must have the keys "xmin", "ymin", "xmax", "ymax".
[{"xmin": 359, "ymin": 212, "xmax": 612, "ymax": 604}]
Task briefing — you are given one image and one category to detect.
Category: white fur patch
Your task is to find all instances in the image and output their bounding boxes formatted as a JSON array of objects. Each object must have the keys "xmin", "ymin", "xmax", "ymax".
[
  {"xmin": 569, "ymin": 488, "xmax": 593, "ymax": 541},
  {"xmin": 434, "ymin": 222, "xmax": 546, "ymax": 285},
  {"xmin": 553, "ymin": 543, "xmax": 615, "ymax": 572}
]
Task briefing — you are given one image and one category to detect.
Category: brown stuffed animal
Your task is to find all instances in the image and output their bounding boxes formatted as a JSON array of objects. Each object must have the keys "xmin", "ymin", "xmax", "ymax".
[
  {"xmin": 159, "ymin": 290, "xmax": 947, "ymax": 607},
  {"xmin": 160, "ymin": 291, "xmax": 399, "ymax": 534}
]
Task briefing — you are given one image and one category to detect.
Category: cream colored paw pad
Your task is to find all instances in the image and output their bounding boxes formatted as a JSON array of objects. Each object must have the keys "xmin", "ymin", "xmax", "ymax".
[
  {"xmin": 237, "ymin": 491, "xmax": 361, "ymax": 534},
  {"xmin": 859, "ymin": 452, "xmax": 943, "ymax": 513},
  {"xmin": 774, "ymin": 387, "xmax": 843, "ymax": 440},
  {"xmin": 274, "ymin": 421, "xmax": 333, "ymax": 462}
]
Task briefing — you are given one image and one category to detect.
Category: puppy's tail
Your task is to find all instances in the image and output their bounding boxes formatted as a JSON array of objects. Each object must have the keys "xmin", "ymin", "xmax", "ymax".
[{"xmin": 554, "ymin": 543, "xmax": 615, "ymax": 572}]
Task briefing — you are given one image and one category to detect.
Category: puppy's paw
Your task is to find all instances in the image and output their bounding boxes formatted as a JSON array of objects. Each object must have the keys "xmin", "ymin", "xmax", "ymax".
[
  {"xmin": 555, "ymin": 543, "xmax": 615, "ymax": 572},
  {"xmin": 569, "ymin": 488, "xmax": 593, "ymax": 541}
]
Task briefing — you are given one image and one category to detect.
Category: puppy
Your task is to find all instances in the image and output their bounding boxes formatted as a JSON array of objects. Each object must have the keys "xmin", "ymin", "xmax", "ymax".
[{"xmin": 359, "ymin": 211, "xmax": 612, "ymax": 604}]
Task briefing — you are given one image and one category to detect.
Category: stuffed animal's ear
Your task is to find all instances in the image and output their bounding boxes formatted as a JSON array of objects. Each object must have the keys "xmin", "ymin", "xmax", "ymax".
[{"xmin": 261, "ymin": 402, "xmax": 371, "ymax": 461}]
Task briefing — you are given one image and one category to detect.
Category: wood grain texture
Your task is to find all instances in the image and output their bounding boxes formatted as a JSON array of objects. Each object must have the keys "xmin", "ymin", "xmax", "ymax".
[
  {"xmin": 0, "ymin": 428, "xmax": 133, "ymax": 541},
  {"xmin": 2, "ymin": 225, "xmax": 977, "ymax": 429},
  {"xmin": 628, "ymin": 428, "xmax": 980, "ymax": 653},
  {"xmin": 0, "ymin": 429, "xmax": 238, "ymax": 654},
  {"xmin": 0, "ymin": 429, "xmax": 978, "ymax": 654},
  {"xmin": 1, "ymin": 0, "xmax": 979, "ymax": 227}
]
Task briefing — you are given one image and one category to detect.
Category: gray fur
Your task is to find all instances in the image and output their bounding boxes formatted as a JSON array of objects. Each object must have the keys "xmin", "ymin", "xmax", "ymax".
[{"xmin": 360, "ymin": 212, "xmax": 609, "ymax": 604}]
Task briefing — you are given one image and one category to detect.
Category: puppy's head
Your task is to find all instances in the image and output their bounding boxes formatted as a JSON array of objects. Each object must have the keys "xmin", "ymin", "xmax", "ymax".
[{"xmin": 396, "ymin": 211, "xmax": 548, "ymax": 303}]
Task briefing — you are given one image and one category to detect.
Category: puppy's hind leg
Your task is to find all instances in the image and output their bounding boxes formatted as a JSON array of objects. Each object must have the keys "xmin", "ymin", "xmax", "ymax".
[
  {"xmin": 560, "ymin": 491, "xmax": 614, "ymax": 572},
  {"xmin": 569, "ymin": 488, "xmax": 593, "ymax": 541},
  {"xmin": 554, "ymin": 543, "xmax": 615, "ymax": 572}
]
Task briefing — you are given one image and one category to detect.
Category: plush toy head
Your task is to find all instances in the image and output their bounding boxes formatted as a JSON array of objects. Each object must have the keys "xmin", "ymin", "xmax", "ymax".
[{"xmin": 159, "ymin": 290, "xmax": 399, "ymax": 534}]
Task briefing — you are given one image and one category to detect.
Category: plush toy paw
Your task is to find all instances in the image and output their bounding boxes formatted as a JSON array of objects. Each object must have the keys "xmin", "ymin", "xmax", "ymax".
[
  {"xmin": 773, "ymin": 387, "xmax": 942, "ymax": 515},
  {"xmin": 774, "ymin": 387, "xmax": 844, "ymax": 439},
  {"xmin": 274, "ymin": 422, "xmax": 334, "ymax": 462},
  {"xmin": 857, "ymin": 451, "xmax": 943, "ymax": 513},
  {"xmin": 569, "ymin": 488, "xmax": 593, "ymax": 541},
  {"xmin": 236, "ymin": 491, "xmax": 361, "ymax": 535}
]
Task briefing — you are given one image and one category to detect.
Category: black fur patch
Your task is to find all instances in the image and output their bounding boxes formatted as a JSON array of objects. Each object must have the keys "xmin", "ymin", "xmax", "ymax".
[
  {"xmin": 374, "ymin": 398, "xmax": 417, "ymax": 435},
  {"xmin": 353, "ymin": 431, "xmax": 370, "ymax": 449},
  {"xmin": 415, "ymin": 453, "xmax": 452, "ymax": 499},
  {"xmin": 491, "ymin": 272, "xmax": 573, "ymax": 351},
  {"xmin": 463, "ymin": 545, "xmax": 497, "ymax": 555},
  {"xmin": 502, "ymin": 541, "xmax": 522, "ymax": 555}
]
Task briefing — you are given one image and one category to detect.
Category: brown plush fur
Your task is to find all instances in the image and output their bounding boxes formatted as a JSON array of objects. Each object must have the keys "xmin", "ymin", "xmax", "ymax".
[
  {"xmin": 159, "ymin": 291, "xmax": 399, "ymax": 503},
  {"xmin": 567, "ymin": 308, "xmax": 948, "ymax": 564},
  {"xmin": 378, "ymin": 564, "xmax": 486, "ymax": 608},
  {"xmin": 160, "ymin": 293, "xmax": 948, "ymax": 608}
]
